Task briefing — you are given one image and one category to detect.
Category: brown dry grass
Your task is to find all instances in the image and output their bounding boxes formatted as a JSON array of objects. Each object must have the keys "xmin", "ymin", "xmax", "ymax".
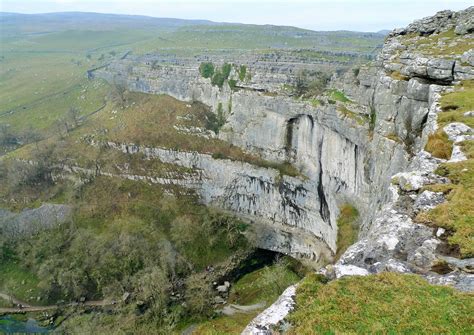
[{"xmin": 425, "ymin": 130, "xmax": 453, "ymax": 159}]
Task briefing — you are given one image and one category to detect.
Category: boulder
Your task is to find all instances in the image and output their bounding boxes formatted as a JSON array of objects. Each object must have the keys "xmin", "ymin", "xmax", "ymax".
[
  {"xmin": 334, "ymin": 265, "xmax": 369, "ymax": 278},
  {"xmin": 426, "ymin": 59, "xmax": 454, "ymax": 82},
  {"xmin": 443, "ymin": 122, "xmax": 472, "ymax": 142}
]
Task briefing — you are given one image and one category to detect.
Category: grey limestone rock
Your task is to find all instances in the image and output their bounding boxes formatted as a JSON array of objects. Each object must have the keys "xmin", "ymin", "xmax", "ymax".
[
  {"xmin": 413, "ymin": 191, "xmax": 445, "ymax": 212},
  {"xmin": 0, "ymin": 204, "xmax": 72, "ymax": 238}
]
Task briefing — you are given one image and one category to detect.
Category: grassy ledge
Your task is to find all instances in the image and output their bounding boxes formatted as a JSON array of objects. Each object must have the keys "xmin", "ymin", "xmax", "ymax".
[
  {"xmin": 288, "ymin": 272, "xmax": 474, "ymax": 334},
  {"xmin": 335, "ymin": 204, "xmax": 359, "ymax": 261}
]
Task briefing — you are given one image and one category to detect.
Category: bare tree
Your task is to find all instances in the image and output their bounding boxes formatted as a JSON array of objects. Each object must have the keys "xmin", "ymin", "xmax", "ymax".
[{"xmin": 111, "ymin": 77, "xmax": 127, "ymax": 108}]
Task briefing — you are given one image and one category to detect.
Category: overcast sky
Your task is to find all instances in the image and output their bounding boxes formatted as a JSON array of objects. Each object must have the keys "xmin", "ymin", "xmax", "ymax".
[{"xmin": 1, "ymin": 0, "xmax": 472, "ymax": 31}]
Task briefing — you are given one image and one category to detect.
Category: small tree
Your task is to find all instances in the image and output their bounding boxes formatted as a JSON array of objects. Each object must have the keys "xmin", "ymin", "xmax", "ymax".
[
  {"xmin": 294, "ymin": 70, "xmax": 309, "ymax": 97},
  {"xmin": 111, "ymin": 77, "xmax": 127, "ymax": 107},
  {"xmin": 185, "ymin": 273, "xmax": 213, "ymax": 316},
  {"xmin": 199, "ymin": 62, "xmax": 214, "ymax": 78}
]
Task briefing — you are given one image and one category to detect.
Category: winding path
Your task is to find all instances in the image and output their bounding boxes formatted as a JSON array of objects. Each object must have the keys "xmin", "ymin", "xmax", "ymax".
[{"xmin": 0, "ymin": 292, "xmax": 113, "ymax": 314}]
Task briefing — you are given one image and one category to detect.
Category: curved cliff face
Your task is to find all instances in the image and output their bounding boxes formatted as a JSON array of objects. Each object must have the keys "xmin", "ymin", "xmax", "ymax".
[
  {"xmin": 243, "ymin": 7, "xmax": 473, "ymax": 333},
  {"xmin": 92, "ymin": 7, "xmax": 473, "ymax": 269}
]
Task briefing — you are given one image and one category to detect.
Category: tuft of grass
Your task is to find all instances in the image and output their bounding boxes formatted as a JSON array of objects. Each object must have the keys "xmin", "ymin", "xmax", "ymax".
[
  {"xmin": 288, "ymin": 272, "xmax": 474, "ymax": 334},
  {"xmin": 385, "ymin": 132, "xmax": 403, "ymax": 143},
  {"xmin": 328, "ymin": 89, "xmax": 351, "ymax": 103},
  {"xmin": 335, "ymin": 204, "xmax": 359, "ymax": 260},
  {"xmin": 337, "ymin": 106, "xmax": 367, "ymax": 126},
  {"xmin": 459, "ymin": 140, "xmax": 474, "ymax": 159},
  {"xmin": 309, "ymin": 98, "xmax": 321, "ymax": 107},
  {"xmin": 389, "ymin": 71, "xmax": 409, "ymax": 81},
  {"xmin": 425, "ymin": 130, "xmax": 453, "ymax": 159}
]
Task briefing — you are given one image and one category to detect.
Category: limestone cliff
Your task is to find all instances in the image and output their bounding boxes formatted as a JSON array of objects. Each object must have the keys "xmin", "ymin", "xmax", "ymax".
[
  {"xmin": 91, "ymin": 7, "xmax": 473, "ymax": 276},
  {"xmin": 243, "ymin": 7, "xmax": 474, "ymax": 333}
]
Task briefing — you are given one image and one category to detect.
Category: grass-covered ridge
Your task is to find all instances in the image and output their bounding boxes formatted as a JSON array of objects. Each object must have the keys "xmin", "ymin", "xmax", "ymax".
[
  {"xmin": 288, "ymin": 272, "xmax": 474, "ymax": 334},
  {"xmin": 420, "ymin": 80, "xmax": 474, "ymax": 257}
]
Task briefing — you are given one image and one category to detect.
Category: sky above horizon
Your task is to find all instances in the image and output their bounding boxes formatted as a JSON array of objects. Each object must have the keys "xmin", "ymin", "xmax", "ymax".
[{"xmin": 1, "ymin": 0, "xmax": 472, "ymax": 31}]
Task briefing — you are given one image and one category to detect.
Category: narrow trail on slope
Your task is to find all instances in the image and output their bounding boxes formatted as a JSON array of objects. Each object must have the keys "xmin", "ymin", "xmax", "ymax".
[
  {"xmin": 221, "ymin": 302, "xmax": 266, "ymax": 316},
  {"xmin": 0, "ymin": 291, "xmax": 113, "ymax": 314}
]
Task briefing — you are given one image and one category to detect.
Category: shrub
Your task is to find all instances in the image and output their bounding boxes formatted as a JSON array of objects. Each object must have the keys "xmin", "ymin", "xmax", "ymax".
[
  {"xmin": 369, "ymin": 106, "xmax": 376, "ymax": 131},
  {"xmin": 228, "ymin": 79, "xmax": 238, "ymax": 90},
  {"xmin": 210, "ymin": 63, "xmax": 232, "ymax": 88},
  {"xmin": 199, "ymin": 62, "xmax": 215, "ymax": 79}
]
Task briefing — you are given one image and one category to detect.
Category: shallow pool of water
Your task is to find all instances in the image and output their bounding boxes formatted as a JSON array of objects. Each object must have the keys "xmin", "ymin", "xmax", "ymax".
[{"xmin": 0, "ymin": 315, "xmax": 51, "ymax": 334}]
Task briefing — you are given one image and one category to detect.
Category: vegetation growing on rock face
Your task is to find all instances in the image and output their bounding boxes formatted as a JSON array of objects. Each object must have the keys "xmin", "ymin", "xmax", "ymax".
[
  {"xmin": 439, "ymin": 80, "xmax": 474, "ymax": 128},
  {"xmin": 211, "ymin": 63, "xmax": 232, "ymax": 88},
  {"xmin": 335, "ymin": 204, "xmax": 359, "ymax": 260},
  {"xmin": 389, "ymin": 70, "xmax": 410, "ymax": 81},
  {"xmin": 426, "ymin": 79, "xmax": 474, "ymax": 159},
  {"xmin": 292, "ymin": 70, "xmax": 331, "ymax": 99},
  {"xmin": 238, "ymin": 65, "xmax": 247, "ymax": 81},
  {"xmin": 328, "ymin": 89, "xmax": 351, "ymax": 103},
  {"xmin": 288, "ymin": 272, "xmax": 474, "ymax": 334}
]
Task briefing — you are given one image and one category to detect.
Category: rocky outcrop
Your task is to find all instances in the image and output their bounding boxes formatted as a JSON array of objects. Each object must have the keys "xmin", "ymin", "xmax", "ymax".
[
  {"xmin": 245, "ymin": 7, "xmax": 473, "ymax": 333},
  {"xmin": 91, "ymin": 8, "xmax": 473, "ymax": 283},
  {"xmin": 242, "ymin": 285, "xmax": 297, "ymax": 335},
  {"xmin": 86, "ymin": 141, "xmax": 335, "ymax": 267},
  {"xmin": 0, "ymin": 204, "xmax": 72, "ymax": 238}
]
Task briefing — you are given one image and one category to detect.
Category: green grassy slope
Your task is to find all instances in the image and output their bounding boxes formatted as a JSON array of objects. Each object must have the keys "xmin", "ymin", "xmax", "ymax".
[{"xmin": 289, "ymin": 273, "xmax": 474, "ymax": 334}]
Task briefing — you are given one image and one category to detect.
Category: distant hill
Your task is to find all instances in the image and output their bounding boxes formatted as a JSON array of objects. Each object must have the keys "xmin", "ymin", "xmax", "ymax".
[
  {"xmin": 0, "ymin": 12, "xmax": 219, "ymax": 37},
  {"xmin": 376, "ymin": 29, "xmax": 391, "ymax": 35}
]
